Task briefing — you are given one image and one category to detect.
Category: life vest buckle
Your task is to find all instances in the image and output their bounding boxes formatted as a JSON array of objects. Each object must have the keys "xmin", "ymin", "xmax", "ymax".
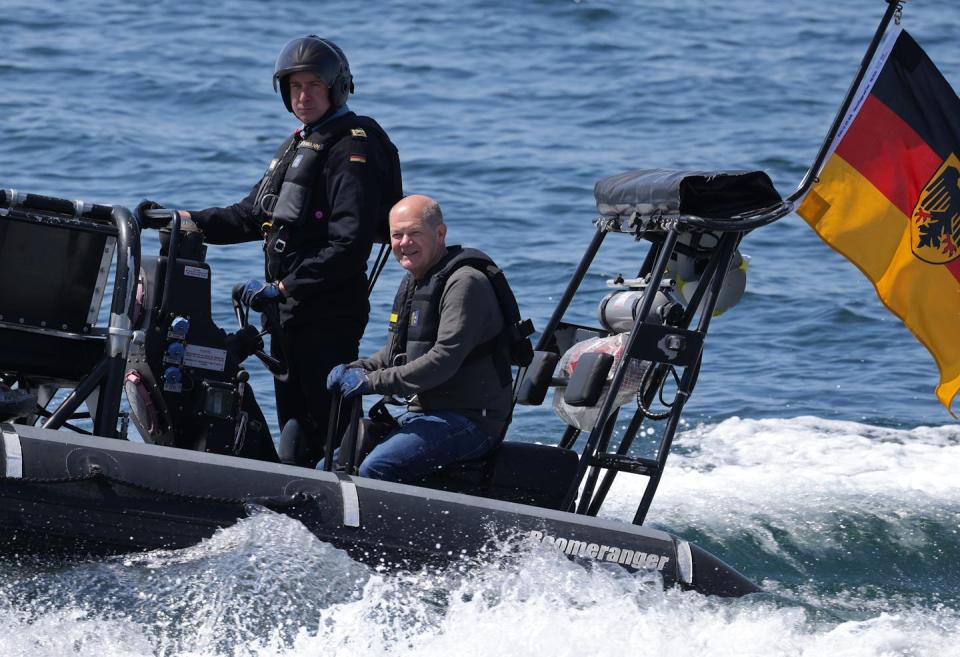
[{"xmin": 259, "ymin": 193, "xmax": 279, "ymax": 217}]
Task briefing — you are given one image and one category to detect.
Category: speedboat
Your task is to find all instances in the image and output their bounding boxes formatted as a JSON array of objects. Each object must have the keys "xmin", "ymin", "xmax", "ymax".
[{"xmin": 0, "ymin": 168, "xmax": 790, "ymax": 597}]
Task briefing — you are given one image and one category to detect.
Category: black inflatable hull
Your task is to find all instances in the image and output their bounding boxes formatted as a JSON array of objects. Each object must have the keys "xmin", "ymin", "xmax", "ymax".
[{"xmin": 0, "ymin": 423, "xmax": 757, "ymax": 597}]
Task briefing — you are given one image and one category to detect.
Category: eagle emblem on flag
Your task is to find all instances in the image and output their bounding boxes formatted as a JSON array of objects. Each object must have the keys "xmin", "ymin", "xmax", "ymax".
[{"xmin": 911, "ymin": 154, "xmax": 960, "ymax": 264}]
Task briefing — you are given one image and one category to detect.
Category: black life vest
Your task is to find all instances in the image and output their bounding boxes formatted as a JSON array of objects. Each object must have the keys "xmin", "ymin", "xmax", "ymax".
[
  {"xmin": 387, "ymin": 246, "xmax": 534, "ymax": 386},
  {"xmin": 257, "ymin": 112, "xmax": 402, "ymax": 243}
]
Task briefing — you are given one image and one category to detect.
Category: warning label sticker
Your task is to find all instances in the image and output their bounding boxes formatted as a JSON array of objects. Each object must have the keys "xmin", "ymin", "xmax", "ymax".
[
  {"xmin": 183, "ymin": 265, "xmax": 209, "ymax": 279},
  {"xmin": 183, "ymin": 344, "xmax": 227, "ymax": 371}
]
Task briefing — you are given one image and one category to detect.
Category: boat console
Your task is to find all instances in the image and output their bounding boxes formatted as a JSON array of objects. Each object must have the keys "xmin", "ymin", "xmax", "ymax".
[{"xmin": 0, "ymin": 192, "xmax": 277, "ymax": 460}]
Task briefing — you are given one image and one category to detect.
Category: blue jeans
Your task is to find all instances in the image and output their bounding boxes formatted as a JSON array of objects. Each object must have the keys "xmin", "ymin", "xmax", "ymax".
[{"xmin": 357, "ymin": 410, "xmax": 498, "ymax": 483}]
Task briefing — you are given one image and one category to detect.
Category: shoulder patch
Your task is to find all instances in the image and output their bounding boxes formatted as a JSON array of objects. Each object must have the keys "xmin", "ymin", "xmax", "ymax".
[
  {"xmin": 350, "ymin": 128, "xmax": 367, "ymax": 139},
  {"xmin": 349, "ymin": 153, "xmax": 367, "ymax": 164}
]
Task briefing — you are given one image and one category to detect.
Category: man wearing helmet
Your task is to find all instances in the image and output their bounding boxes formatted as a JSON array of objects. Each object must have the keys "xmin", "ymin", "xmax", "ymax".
[{"xmin": 138, "ymin": 36, "xmax": 403, "ymax": 468}]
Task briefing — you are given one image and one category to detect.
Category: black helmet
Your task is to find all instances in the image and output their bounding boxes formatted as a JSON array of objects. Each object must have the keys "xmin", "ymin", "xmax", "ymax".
[{"xmin": 273, "ymin": 35, "xmax": 354, "ymax": 112}]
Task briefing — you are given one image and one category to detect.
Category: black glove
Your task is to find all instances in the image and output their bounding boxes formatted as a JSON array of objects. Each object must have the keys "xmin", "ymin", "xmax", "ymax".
[
  {"xmin": 224, "ymin": 325, "xmax": 264, "ymax": 363},
  {"xmin": 134, "ymin": 199, "xmax": 174, "ymax": 229}
]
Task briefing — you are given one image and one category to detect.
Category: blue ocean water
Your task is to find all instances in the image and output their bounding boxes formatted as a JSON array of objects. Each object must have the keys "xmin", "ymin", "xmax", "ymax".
[{"xmin": 2, "ymin": 0, "xmax": 959, "ymax": 655}]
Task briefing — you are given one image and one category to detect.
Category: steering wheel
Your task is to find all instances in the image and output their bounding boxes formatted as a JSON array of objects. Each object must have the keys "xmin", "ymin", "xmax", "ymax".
[{"xmin": 231, "ymin": 283, "xmax": 289, "ymax": 382}]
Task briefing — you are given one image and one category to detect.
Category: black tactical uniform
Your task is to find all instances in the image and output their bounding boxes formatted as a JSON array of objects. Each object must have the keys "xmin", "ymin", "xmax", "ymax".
[{"xmin": 189, "ymin": 37, "xmax": 402, "ymax": 467}]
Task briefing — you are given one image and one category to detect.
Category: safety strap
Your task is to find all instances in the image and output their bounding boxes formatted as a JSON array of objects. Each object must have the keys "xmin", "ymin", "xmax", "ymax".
[
  {"xmin": 254, "ymin": 131, "xmax": 303, "ymax": 224},
  {"xmin": 1, "ymin": 423, "xmax": 23, "ymax": 478},
  {"xmin": 335, "ymin": 472, "xmax": 361, "ymax": 528}
]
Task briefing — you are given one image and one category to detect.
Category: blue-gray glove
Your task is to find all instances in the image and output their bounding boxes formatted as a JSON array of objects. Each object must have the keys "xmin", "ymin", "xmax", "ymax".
[
  {"xmin": 326, "ymin": 364, "xmax": 349, "ymax": 392},
  {"xmin": 240, "ymin": 279, "xmax": 283, "ymax": 312},
  {"xmin": 339, "ymin": 367, "xmax": 371, "ymax": 400}
]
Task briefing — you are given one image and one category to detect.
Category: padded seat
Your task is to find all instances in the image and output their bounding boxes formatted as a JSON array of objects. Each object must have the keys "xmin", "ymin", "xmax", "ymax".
[
  {"xmin": 0, "ymin": 208, "xmax": 115, "ymax": 384},
  {"xmin": 419, "ymin": 441, "xmax": 579, "ymax": 510},
  {"xmin": 0, "ymin": 327, "xmax": 106, "ymax": 383}
]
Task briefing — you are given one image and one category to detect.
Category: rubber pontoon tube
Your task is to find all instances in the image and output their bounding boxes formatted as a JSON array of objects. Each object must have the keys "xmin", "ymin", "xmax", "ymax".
[{"xmin": 688, "ymin": 541, "xmax": 759, "ymax": 597}]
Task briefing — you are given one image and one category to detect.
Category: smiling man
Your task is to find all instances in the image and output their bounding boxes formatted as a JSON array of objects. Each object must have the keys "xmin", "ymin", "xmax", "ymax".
[
  {"xmin": 325, "ymin": 195, "xmax": 518, "ymax": 482},
  {"xmin": 136, "ymin": 36, "xmax": 403, "ymax": 467}
]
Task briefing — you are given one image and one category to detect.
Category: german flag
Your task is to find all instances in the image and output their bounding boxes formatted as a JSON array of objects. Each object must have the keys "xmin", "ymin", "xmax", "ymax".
[{"xmin": 798, "ymin": 27, "xmax": 960, "ymax": 413}]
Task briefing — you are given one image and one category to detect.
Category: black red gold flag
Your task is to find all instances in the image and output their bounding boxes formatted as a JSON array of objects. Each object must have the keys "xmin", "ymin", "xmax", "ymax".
[{"xmin": 797, "ymin": 27, "xmax": 960, "ymax": 413}]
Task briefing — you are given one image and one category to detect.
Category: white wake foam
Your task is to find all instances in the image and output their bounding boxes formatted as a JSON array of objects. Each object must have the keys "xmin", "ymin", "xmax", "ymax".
[
  {"xmin": 596, "ymin": 417, "xmax": 960, "ymax": 551},
  {"xmin": 3, "ymin": 417, "xmax": 959, "ymax": 657},
  {"xmin": 9, "ymin": 540, "xmax": 954, "ymax": 657}
]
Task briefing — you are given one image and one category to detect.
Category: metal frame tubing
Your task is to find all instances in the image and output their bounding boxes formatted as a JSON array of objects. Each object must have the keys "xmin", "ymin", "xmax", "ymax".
[
  {"xmin": 581, "ymin": 405, "xmax": 647, "ymax": 515},
  {"xmin": 513, "ymin": 222, "xmax": 609, "ymax": 409},
  {"xmin": 561, "ymin": 228, "xmax": 680, "ymax": 512},
  {"xmin": 584, "ymin": 361, "xmax": 678, "ymax": 516},
  {"xmin": 94, "ymin": 206, "xmax": 139, "ymax": 438},
  {"xmin": 42, "ymin": 359, "xmax": 110, "ymax": 430},
  {"xmin": 679, "ymin": 235, "xmax": 741, "ymax": 328},
  {"xmin": 578, "ymin": 230, "xmax": 739, "ymax": 514},
  {"xmin": 158, "ymin": 213, "xmax": 182, "ymax": 321},
  {"xmin": 341, "ymin": 400, "xmax": 364, "ymax": 474},
  {"xmin": 322, "ymin": 396, "xmax": 342, "ymax": 471},
  {"xmin": 533, "ymin": 223, "xmax": 608, "ymax": 352},
  {"xmin": 632, "ymin": 232, "xmax": 739, "ymax": 524},
  {"xmin": 558, "ymin": 424, "xmax": 581, "ymax": 450},
  {"xmin": 572, "ymin": 410, "xmax": 620, "ymax": 511},
  {"xmin": 368, "ymin": 243, "xmax": 391, "ymax": 296}
]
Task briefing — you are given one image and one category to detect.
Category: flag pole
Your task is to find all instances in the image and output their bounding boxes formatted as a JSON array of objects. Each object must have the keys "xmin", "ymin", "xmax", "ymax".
[{"xmin": 787, "ymin": 0, "xmax": 904, "ymax": 205}]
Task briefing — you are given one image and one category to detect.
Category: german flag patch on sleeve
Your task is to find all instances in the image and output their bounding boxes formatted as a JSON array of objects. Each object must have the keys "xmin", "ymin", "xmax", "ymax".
[{"xmin": 349, "ymin": 153, "xmax": 367, "ymax": 164}]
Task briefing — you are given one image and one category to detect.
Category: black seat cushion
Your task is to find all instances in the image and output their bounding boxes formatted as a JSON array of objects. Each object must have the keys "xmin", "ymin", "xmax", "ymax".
[
  {"xmin": 0, "ymin": 328, "xmax": 106, "ymax": 382},
  {"xmin": 419, "ymin": 441, "xmax": 579, "ymax": 510}
]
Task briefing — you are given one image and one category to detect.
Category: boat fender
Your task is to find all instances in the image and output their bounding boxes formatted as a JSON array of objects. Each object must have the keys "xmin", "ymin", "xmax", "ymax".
[
  {"xmin": 1, "ymin": 423, "xmax": 23, "ymax": 478},
  {"xmin": 124, "ymin": 371, "xmax": 162, "ymax": 439},
  {"xmin": 670, "ymin": 249, "xmax": 748, "ymax": 317}
]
